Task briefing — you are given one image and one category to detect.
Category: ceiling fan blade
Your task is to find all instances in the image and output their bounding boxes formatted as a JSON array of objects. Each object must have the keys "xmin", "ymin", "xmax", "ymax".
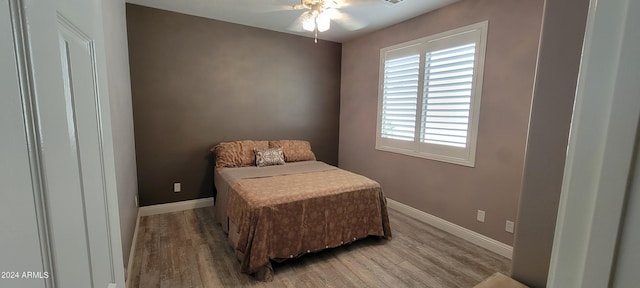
[
  {"xmin": 252, "ymin": 4, "xmax": 299, "ymax": 13},
  {"xmin": 245, "ymin": 0, "xmax": 308, "ymax": 13},
  {"xmin": 331, "ymin": 10, "xmax": 367, "ymax": 31},
  {"xmin": 325, "ymin": 0, "xmax": 339, "ymax": 9},
  {"xmin": 292, "ymin": 4, "xmax": 307, "ymax": 10},
  {"xmin": 332, "ymin": 0, "xmax": 378, "ymax": 9}
]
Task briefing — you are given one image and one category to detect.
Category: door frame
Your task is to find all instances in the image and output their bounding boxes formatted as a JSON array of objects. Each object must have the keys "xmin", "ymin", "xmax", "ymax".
[
  {"xmin": 547, "ymin": 0, "xmax": 640, "ymax": 287},
  {"xmin": 8, "ymin": 0, "xmax": 55, "ymax": 286}
]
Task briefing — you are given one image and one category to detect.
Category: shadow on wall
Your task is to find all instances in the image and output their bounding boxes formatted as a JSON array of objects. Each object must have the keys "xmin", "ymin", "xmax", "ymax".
[{"xmin": 200, "ymin": 153, "xmax": 216, "ymax": 201}]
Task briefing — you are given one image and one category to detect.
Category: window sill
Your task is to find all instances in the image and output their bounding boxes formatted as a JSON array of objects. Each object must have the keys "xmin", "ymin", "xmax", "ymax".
[{"xmin": 375, "ymin": 144, "xmax": 476, "ymax": 167}]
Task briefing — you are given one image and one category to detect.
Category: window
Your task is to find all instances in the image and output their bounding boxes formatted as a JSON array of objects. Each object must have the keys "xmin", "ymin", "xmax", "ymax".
[{"xmin": 376, "ymin": 21, "xmax": 488, "ymax": 167}]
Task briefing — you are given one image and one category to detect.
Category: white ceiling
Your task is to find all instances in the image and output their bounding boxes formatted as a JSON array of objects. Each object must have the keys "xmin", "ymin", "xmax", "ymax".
[{"xmin": 125, "ymin": 0, "xmax": 458, "ymax": 43}]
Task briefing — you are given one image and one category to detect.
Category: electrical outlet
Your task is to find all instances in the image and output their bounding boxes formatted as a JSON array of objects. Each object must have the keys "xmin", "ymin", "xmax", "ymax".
[
  {"xmin": 477, "ymin": 210, "xmax": 485, "ymax": 223},
  {"xmin": 506, "ymin": 220, "xmax": 515, "ymax": 233},
  {"xmin": 173, "ymin": 182, "xmax": 181, "ymax": 193}
]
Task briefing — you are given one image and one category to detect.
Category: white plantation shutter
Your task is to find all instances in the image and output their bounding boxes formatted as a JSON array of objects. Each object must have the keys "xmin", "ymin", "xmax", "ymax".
[
  {"xmin": 376, "ymin": 21, "xmax": 487, "ymax": 167},
  {"xmin": 381, "ymin": 54, "xmax": 420, "ymax": 141},
  {"xmin": 421, "ymin": 43, "xmax": 476, "ymax": 148}
]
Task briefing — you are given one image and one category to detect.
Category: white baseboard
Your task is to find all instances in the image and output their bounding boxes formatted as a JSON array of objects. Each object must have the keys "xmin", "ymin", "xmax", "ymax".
[
  {"xmin": 138, "ymin": 197, "xmax": 214, "ymax": 216},
  {"xmin": 125, "ymin": 210, "xmax": 140, "ymax": 287},
  {"xmin": 386, "ymin": 198, "xmax": 513, "ymax": 259}
]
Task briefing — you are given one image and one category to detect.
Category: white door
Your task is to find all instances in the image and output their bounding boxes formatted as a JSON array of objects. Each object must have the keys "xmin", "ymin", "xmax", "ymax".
[
  {"xmin": 0, "ymin": 2, "xmax": 51, "ymax": 288},
  {"xmin": 3, "ymin": 0, "xmax": 125, "ymax": 287}
]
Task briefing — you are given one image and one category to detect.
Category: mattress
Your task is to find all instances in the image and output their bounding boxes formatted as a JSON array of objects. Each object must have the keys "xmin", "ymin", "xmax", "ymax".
[{"xmin": 213, "ymin": 161, "xmax": 392, "ymax": 278}]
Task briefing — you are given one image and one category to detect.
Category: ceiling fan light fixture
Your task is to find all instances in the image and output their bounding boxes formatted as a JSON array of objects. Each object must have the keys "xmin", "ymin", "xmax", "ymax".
[
  {"xmin": 316, "ymin": 11, "xmax": 331, "ymax": 32},
  {"xmin": 301, "ymin": 12, "xmax": 316, "ymax": 31},
  {"xmin": 294, "ymin": 0, "xmax": 342, "ymax": 42}
]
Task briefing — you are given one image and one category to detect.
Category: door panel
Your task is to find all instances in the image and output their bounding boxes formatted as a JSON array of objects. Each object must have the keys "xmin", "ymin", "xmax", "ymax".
[
  {"xmin": 56, "ymin": 14, "xmax": 114, "ymax": 287},
  {"xmin": 13, "ymin": 0, "xmax": 124, "ymax": 287}
]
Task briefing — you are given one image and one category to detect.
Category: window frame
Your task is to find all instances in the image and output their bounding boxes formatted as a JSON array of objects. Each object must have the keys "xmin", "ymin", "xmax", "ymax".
[{"xmin": 375, "ymin": 21, "xmax": 488, "ymax": 167}]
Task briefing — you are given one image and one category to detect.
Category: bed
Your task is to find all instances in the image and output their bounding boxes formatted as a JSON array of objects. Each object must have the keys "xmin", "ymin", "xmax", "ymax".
[{"xmin": 212, "ymin": 140, "xmax": 392, "ymax": 281}]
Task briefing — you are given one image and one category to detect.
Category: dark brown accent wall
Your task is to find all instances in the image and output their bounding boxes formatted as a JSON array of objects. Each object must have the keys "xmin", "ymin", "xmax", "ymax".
[
  {"xmin": 126, "ymin": 4, "xmax": 342, "ymax": 206},
  {"xmin": 339, "ymin": 0, "xmax": 543, "ymax": 245},
  {"xmin": 511, "ymin": 0, "xmax": 589, "ymax": 287}
]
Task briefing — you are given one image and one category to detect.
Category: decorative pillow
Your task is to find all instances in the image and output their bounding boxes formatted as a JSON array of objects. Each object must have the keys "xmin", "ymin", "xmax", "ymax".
[
  {"xmin": 212, "ymin": 140, "xmax": 269, "ymax": 168},
  {"xmin": 269, "ymin": 140, "xmax": 316, "ymax": 162},
  {"xmin": 254, "ymin": 147, "xmax": 285, "ymax": 167}
]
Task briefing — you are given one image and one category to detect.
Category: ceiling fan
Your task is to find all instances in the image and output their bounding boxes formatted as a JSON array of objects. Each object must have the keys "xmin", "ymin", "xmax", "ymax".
[{"xmin": 288, "ymin": 0, "xmax": 367, "ymax": 42}]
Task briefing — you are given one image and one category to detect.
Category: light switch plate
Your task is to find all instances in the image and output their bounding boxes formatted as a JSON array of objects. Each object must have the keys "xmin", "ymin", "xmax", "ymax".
[
  {"xmin": 506, "ymin": 220, "xmax": 515, "ymax": 233},
  {"xmin": 477, "ymin": 210, "xmax": 485, "ymax": 223},
  {"xmin": 173, "ymin": 182, "xmax": 181, "ymax": 193}
]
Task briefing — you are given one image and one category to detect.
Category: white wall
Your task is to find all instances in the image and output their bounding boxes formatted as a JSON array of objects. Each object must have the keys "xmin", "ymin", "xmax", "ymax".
[{"xmin": 100, "ymin": 0, "xmax": 139, "ymax": 271}]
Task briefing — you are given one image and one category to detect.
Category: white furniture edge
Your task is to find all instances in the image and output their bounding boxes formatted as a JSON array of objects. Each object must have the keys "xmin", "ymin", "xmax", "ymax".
[
  {"xmin": 138, "ymin": 197, "xmax": 214, "ymax": 216},
  {"xmin": 386, "ymin": 198, "xmax": 513, "ymax": 259}
]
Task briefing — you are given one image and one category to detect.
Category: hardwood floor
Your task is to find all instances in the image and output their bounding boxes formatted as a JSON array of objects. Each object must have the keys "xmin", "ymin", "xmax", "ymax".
[{"xmin": 127, "ymin": 207, "xmax": 510, "ymax": 288}]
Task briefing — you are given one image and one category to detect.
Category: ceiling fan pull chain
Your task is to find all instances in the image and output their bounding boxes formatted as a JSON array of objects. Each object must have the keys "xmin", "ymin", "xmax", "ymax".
[{"xmin": 314, "ymin": 16, "xmax": 319, "ymax": 43}]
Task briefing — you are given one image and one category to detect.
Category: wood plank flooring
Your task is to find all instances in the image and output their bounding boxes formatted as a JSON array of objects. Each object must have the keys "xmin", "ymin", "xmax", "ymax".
[{"xmin": 127, "ymin": 207, "xmax": 510, "ymax": 288}]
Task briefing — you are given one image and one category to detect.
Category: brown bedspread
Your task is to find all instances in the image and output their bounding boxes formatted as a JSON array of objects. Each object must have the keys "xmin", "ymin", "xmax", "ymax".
[{"xmin": 224, "ymin": 162, "xmax": 392, "ymax": 274}]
